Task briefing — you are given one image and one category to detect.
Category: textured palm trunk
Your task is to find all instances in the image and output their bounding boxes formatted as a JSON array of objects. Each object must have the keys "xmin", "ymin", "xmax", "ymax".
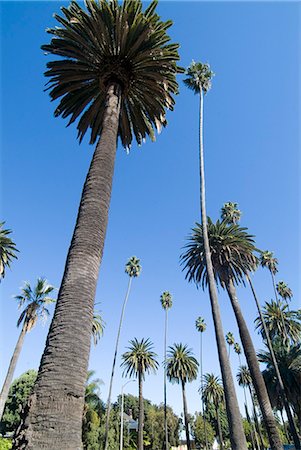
[
  {"xmin": 13, "ymin": 83, "xmax": 122, "ymax": 450},
  {"xmin": 104, "ymin": 276, "xmax": 133, "ymax": 450},
  {"xmin": 164, "ymin": 309, "xmax": 169, "ymax": 450},
  {"xmin": 215, "ymin": 404, "xmax": 224, "ymax": 450},
  {"xmin": 181, "ymin": 381, "xmax": 191, "ymax": 450},
  {"xmin": 138, "ymin": 371, "xmax": 144, "ymax": 450},
  {"xmin": 200, "ymin": 332, "xmax": 208, "ymax": 450},
  {"xmin": 198, "ymin": 87, "xmax": 247, "ymax": 450},
  {"xmin": 226, "ymin": 278, "xmax": 282, "ymax": 450},
  {"xmin": 249, "ymin": 386, "xmax": 265, "ymax": 450},
  {"xmin": 247, "ymin": 276, "xmax": 301, "ymax": 448},
  {"xmin": 0, "ymin": 323, "xmax": 27, "ymax": 419}
]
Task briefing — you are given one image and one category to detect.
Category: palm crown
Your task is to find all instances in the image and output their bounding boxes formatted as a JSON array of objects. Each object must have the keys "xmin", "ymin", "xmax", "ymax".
[
  {"xmin": 0, "ymin": 222, "xmax": 19, "ymax": 279},
  {"xmin": 234, "ymin": 342, "xmax": 241, "ymax": 355},
  {"xmin": 121, "ymin": 338, "xmax": 158, "ymax": 380},
  {"xmin": 202, "ymin": 373, "xmax": 224, "ymax": 406},
  {"xmin": 125, "ymin": 256, "xmax": 141, "ymax": 278},
  {"xmin": 226, "ymin": 332, "xmax": 235, "ymax": 347},
  {"xmin": 181, "ymin": 219, "xmax": 258, "ymax": 289},
  {"xmin": 221, "ymin": 202, "xmax": 241, "ymax": 225},
  {"xmin": 276, "ymin": 281, "xmax": 293, "ymax": 302},
  {"xmin": 42, "ymin": 0, "xmax": 183, "ymax": 147},
  {"xmin": 14, "ymin": 278, "xmax": 56, "ymax": 332},
  {"xmin": 195, "ymin": 316, "xmax": 206, "ymax": 333},
  {"xmin": 160, "ymin": 291, "xmax": 172, "ymax": 310},
  {"xmin": 236, "ymin": 365, "xmax": 252, "ymax": 388},
  {"xmin": 165, "ymin": 343, "xmax": 198, "ymax": 384},
  {"xmin": 183, "ymin": 61, "xmax": 214, "ymax": 94},
  {"xmin": 260, "ymin": 251, "xmax": 278, "ymax": 275},
  {"xmin": 91, "ymin": 311, "xmax": 105, "ymax": 345}
]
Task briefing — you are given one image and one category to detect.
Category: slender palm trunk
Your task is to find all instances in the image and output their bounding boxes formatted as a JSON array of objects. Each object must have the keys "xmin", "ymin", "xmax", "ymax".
[
  {"xmin": 181, "ymin": 381, "xmax": 191, "ymax": 450},
  {"xmin": 249, "ymin": 386, "xmax": 265, "ymax": 450},
  {"xmin": 104, "ymin": 276, "xmax": 133, "ymax": 450},
  {"xmin": 247, "ymin": 276, "xmax": 301, "ymax": 448},
  {"xmin": 200, "ymin": 332, "xmax": 208, "ymax": 450},
  {"xmin": 0, "ymin": 323, "xmax": 27, "ymax": 419},
  {"xmin": 244, "ymin": 389, "xmax": 258, "ymax": 450},
  {"xmin": 215, "ymin": 404, "xmax": 224, "ymax": 450},
  {"xmin": 198, "ymin": 87, "xmax": 247, "ymax": 450},
  {"xmin": 280, "ymin": 408, "xmax": 290, "ymax": 443},
  {"xmin": 226, "ymin": 279, "xmax": 282, "ymax": 450},
  {"xmin": 13, "ymin": 83, "xmax": 122, "ymax": 450},
  {"xmin": 138, "ymin": 371, "xmax": 144, "ymax": 450},
  {"xmin": 164, "ymin": 309, "xmax": 169, "ymax": 450}
]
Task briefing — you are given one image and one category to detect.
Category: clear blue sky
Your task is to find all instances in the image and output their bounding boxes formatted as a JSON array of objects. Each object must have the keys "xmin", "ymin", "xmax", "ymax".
[{"xmin": 1, "ymin": 1, "xmax": 300, "ymax": 419}]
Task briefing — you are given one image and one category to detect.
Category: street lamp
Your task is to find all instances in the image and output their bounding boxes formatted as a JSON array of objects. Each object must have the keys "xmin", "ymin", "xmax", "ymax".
[{"xmin": 120, "ymin": 379, "xmax": 135, "ymax": 450}]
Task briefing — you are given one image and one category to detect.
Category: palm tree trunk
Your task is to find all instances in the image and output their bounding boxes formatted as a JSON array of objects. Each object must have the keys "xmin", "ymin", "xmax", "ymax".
[
  {"xmin": 13, "ymin": 83, "xmax": 122, "ymax": 450},
  {"xmin": 270, "ymin": 271, "xmax": 289, "ymax": 343},
  {"xmin": 280, "ymin": 408, "xmax": 290, "ymax": 443},
  {"xmin": 164, "ymin": 309, "xmax": 169, "ymax": 450},
  {"xmin": 225, "ymin": 278, "xmax": 282, "ymax": 450},
  {"xmin": 215, "ymin": 404, "xmax": 224, "ymax": 450},
  {"xmin": 200, "ymin": 332, "xmax": 208, "ymax": 450},
  {"xmin": 104, "ymin": 276, "xmax": 133, "ymax": 450},
  {"xmin": 0, "ymin": 323, "xmax": 27, "ymax": 419},
  {"xmin": 198, "ymin": 87, "xmax": 247, "ymax": 450},
  {"xmin": 249, "ymin": 386, "xmax": 265, "ymax": 450},
  {"xmin": 247, "ymin": 275, "xmax": 301, "ymax": 448},
  {"xmin": 138, "ymin": 371, "xmax": 144, "ymax": 450},
  {"xmin": 181, "ymin": 381, "xmax": 191, "ymax": 450}
]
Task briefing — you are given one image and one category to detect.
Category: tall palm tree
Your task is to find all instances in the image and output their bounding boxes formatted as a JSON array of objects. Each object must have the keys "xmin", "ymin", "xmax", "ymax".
[
  {"xmin": 234, "ymin": 342, "xmax": 242, "ymax": 366},
  {"xmin": 0, "ymin": 278, "xmax": 55, "ymax": 419},
  {"xmin": 160, "ymin": 291, "xmax": 173, "ymax": 450},
  {"xmin": 202, "ymin": 373, "xmax": 225, "ymax": 450},
  {"xmin": 276, "ymin": 281, "xmax": 293, "ymax": 304},
  {"xmin": 195, "ymin": 316, "xmax": 208, "ymax": 450},
  {"xmin": 104, "ymin": 256, "xmax": 141, "ymax": 450},
  {"xmin": 221, "ymin": 202, "xmax": 241, "ymax": 225},
  {"xmin": 255, "ymin": 300, "xmax": 301, "ymax": 345},
  {"xmin": 181, "ymin": 219, "xmax": 283, "ymax": 450},
  {"xmin": 183, "ymin": 61, "xmax": 247, "ymax": 450},
  {"xmin": 259, "ymin": 251, "xmax": 278, "ymax": 298},
  {"xmin": 121, "ymin": 338, "xmax": 159, "ymax": 450},
  {"xmin": 0, "ymin": 222, "xmax": 18, "ymax": 280},
  {"xmin": 13, "ymin": 2, "xmax": 182, "ymax": 447},
  {"xmin": 165, "ymin": 343, "xmax": 198, "ymax": 450},
  {"xmin": 226, "ymin": 332, "xmax": 235, "ymax": 357}
]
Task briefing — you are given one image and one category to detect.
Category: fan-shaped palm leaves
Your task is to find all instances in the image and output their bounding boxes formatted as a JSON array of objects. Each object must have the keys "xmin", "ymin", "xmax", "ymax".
[
  {"xmin": 165, "ymin": 343, "xmax": 198, "ymax": 450},
  {"xmin": 160, "ymin": 291, "xmax": 173, "ymax": 450},
  {"xmin": 226, "ymin": 332, "xmax": 235, "ymax": 357},
  {"xmin": 104, "ymin": 256, "xmax": 141, "ymax": 450},
  {"xmin": 202, "ymin": 373, "xmax": 225, "ymax": 449},
  {"xmin": 121, "ymin": 338, "xmax": 158, "ymax": 450},
  {"xmin": 0, "ymin": 278, "xmax": 55, "ymax": 419},
  {"xmin": 0, "ymin": 222, "xmax": 18, "ymax": 280},
  {"xmin": 276, "ymin": 281, "xmax": 293, "ymax": 303},
  {"xmin": 14, "ymin": 2, "xmax": 182, "ymax": 446},
  {"xmin": 91, "ymin": 312, "xmax": 105, "ymax": 346},
  {"xmin": 183, "ymin": 61, "xmax": 247, "ymax": 449},
  {"xmin": 181, "ymin": 219, "xmax": 282, "ymax": 450},
  {"xmin": 221, "ymin": 202, "xmax": 241, "ymax": 225}
]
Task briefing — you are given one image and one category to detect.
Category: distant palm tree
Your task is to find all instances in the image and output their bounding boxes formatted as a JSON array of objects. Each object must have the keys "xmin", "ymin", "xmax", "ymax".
[
  {"xmin": 259, "ymin": 251, "xmax": 278, "ymax": 297},
  {"xmin": 234, "ymin": 342, "xmax": 242, "ymax": 366},
  {"xmin": 195, "ymin": 316, "xmax": 208, "ymax": 450},
  {"xmin": 181, "ymin": 219, "xmax": 282, "ymax": 450},
  {"xmin": 276, "ymin": 281, "xmax": 293, "ymax": 304},
  {"xmin": 255, "ymin": 300, "xmax": 301, "ymax": 345},
  {"xmin": 91, "ymin": 312, "xmax": 105, "ymax": 346},
  {"xmin": 104, "ymin": 256, "xmax": 141, "ymax": 450},
  {"xmin": 183, "ymin": 61, "xmax": 247, "ymax": 450},
  {"xmin": 121, "ymin": 338, "xmax": 159, "ymax": 450},
  {"xmin": 84, "ymin": 370, "xmax": 103, "ymax": 414},
  {"xmin": 14, "ymin": 2, "xmax": 183, "ymax": 446},
  {"xmin": 202, "ymin": 373, "xmax": 225, "ymax": 450},
  {"xmin": 0, "ymin": 278, "xmax": 55, "ymax": 419},
  {"xmin": 160, "ymin": 291, "xmax": 173, "ymax": 450},
  {"xmin": 221, "ymin": 202, "xmax": 241, "ymax": 225},
  {"xmin": 226, "ymin": 332, "xmax": 235, "ymax": 357},
  {"xmin": 0, "ymin": 222, "xmax": 18, "ymax": 280},
  {"xmin": 165, "ymin": 343, "xmax": 198, "ymax": 450}
]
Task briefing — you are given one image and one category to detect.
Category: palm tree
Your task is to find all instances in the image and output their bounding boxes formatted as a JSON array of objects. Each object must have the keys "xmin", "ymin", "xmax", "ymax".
[
  {"xmin": 104, "ymin": 256, "xmax": 141, "ymax": 450},
  {"xmin": 255, "ymin": 300, "xmax": 301, "ymax": 345},
  {"xmin": 160, "ymin": 291, "xmax": 173, "ymax": 450},
  {"xmin": 13, "ymin": 2, "xmax": 182, "ymax": 447},
  {"xmin": 0, "ymin": 278, "xmax": 55, "ymax": 419},
  {"xmin": 84, "ymin": 370, "xmax": 103, "ymax": 414},
  {"xmin": 91, "ymin": 312, "xmax": 105, "ymax": 346},
  {"xmin": 260, "ymin": 251, "xmax": 278, "ymax": 297},
  {"xmin": 121, "ymin": 338, "xmax": 159, "ymax": 450},
  {"xmin": 226, "ymin": 332, "xmax": 235, "ymax": 357},
  {"xmin": 202, "ymin": 373, "xmax": 225, "ymax": 450},
  {"xmin": 183, "ymin": 61, "xmax": 247, "ymax": 450},
  {"xmin": 181, "ymin": 219, "xmax": 283, "ymax": 450},
  {"xmin": 0, "ymin": 222, "xmax": 18, "ymax": 279},
  {"xmin": 165, "ymin": 343, "xmax": 198, "ymax": 450},
  {"xmin": 195, "ymin": 316, "xmax": 208, "ymax": 450},
  {"xmin": 234, "ymin": 342, "xmax": 242, "ymax": 366},
  {"xmin": 221, "ymin": 202, "xmax": 241, "ymax": 225},
  {"xmin": 276, "ymin": 281, "xmax": 293, "ymax": 304}
]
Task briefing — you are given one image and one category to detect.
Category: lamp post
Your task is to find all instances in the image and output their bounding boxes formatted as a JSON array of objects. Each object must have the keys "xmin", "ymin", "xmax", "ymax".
[{"xmin": 120, "ymin": 380, "xmax": 135, "ymax": 450}]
